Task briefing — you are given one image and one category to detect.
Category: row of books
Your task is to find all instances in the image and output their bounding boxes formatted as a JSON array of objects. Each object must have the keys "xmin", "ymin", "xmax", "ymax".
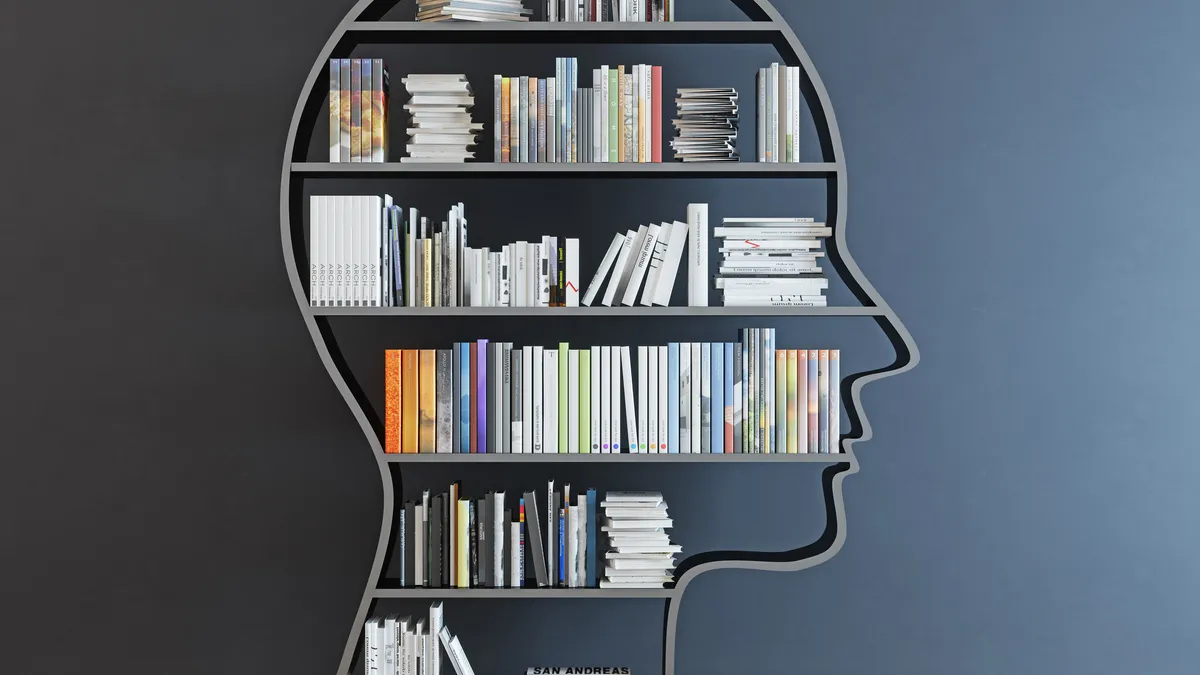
[
  {"xmin": 382, "ymin": 328, "xmax": 842, "ymax": 455},
  {"xmin": 416, "ymin": 0, "xmax": 530, "ymax": 22},
  {"xmin": 582, "ymin": 203, "xmax": 706, "ymax": 307},
  {"xmin": 494, "ymin": 59, "xmax": 663, "ymax": 163},
  {"xmin": 715, "ymin": 217, "xmax": 830, "ymax": 307},
  {"xmin": 328, "ymin": 58, "xmax": 389, "ymax": 163},
  {"xmin": 671, "ymin": 88, "xmax": 739, "ymax": 162},
  {"xmin": 402, "ymin": 74, "xmax": 480, "ymax": 163},
  {"xmin": 363, "ymin": 603, "xmax": 477, "ymax": 675},
  {"xmin": 756, "ymin": 63, "xmax": 805, "ymax": 163},
  {"xmin": 395, "ymin": 482, "xmax": 601, "ymax": 588},
  {"xmin": 544, "ymin": 0, "xmax": 675, "ymax": 21},
  {"xmin": 601, "ymin": 491, "xmax": 678, "ymax": 588}
]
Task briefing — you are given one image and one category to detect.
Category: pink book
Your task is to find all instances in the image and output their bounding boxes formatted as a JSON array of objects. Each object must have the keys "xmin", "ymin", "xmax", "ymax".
[{"xmin": 651, "ymin": 66, "xmax": 662, "ymax": 163}]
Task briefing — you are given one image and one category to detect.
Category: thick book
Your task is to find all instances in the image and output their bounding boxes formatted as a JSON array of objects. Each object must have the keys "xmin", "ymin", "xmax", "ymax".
[
  {"xmin": 547, "ymin": 481, "xmax": 557, "ymax": 586},
  {"xmin": 452, "ymin": 344, "xmax": 462, "ymax": 453},
  {"xmin": 402, "ymin": 350, "xmax": 419, "ymax": 453},
  {"xmin": 519, "ymin": 75, "xmax": 529, "ymax": 163},
  {"xmin": 436, "ymin": 350, "xmax": 453, "ymax": 453},
  {"xmin": 687, "ymin": 203, "xmax": 709, "ymax": 307},
  {"xmin": 522, "ymin": 492, "xmax": 548, "ymax": 585},
  {"xmin": 456, "ymin": 500, "xmax": 469, "ymax": 587},
  {"xmin": 532, "ymin": 346, "xmax": 544, "ymax": 453},
  {"xmin": 385, "ymin": 350, "xmax": 401, "ymax": 454},
  {"xmin": 610, "ymin": 225, "xmax": 647, "ymax": 303},
  {"xmin": 722, "ymin": 343, "xmax": 735, "ymax": 453}
]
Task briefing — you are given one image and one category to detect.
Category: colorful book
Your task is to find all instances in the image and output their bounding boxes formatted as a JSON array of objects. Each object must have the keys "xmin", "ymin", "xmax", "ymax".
[
  {"xmin": 402, "ymin": 350, "xmax": 419, "ymax": 453},
  {"xmin": 786, "ymin": 350, "xmax": 798, "ymax": 454},
  {"xmin": 500, "ymin": 77, "xmax": 510, "ymax": 162},
  {"xmin": 361, "ymin": 59, "xmax": 372, "ymax": 161},
  {"xmin": 775, "ymin": 348, "xmax": 787, "ymax": 454},
  {"xmin": 807, "ymin": 349, "xmax": 818, "ymax": 453},
  {"xmin": 818, "ymin": 349, "xmax": 830, "ymax": 454},
  {"xmin": 350, "ymin": 59, "xmax": 362, "ymax": 162},
  {"xmin": 797, "ymin": 349, "xmax": 808, "ymax": 454},
  {"xmin": 385, "ymin": 349, "xmax": 401, "ymax": 453},
  {"xmin": 711, "ymin": 341, "xmax": 723, "ymax": 453},
  {"xmin": 339, "ymin": 59, "xmax": 351, "ymax": 162},
  {"xmin": 436, "ymin": 349, "xmax": 453, "ymax": 453},
  {"xmin": 419, "ymin": 350, "xmax": 437, "ymax": 453},
  {"xmin": 651, "ymin": 65, "xmax": 662, "ymax": 163},
  {"xmin": 469, "ymin": 342, "xmax": 478, "ymax": 453},
  {"xmin": 478, "ymin": 339, "xmax": 489, "ymax": 453},
  {"xmin": 538, "ymin": 78, "xmax": 547, "ymax": 162},
  {"xmin": 329, "ymin": 60, "xmax": 340, "ymax": 162},
  {"xmin": 459, "ymin": 343, "xmax": 471, "ymax": 452},
  {"xmin": 723, "ymin": 343, "xmax": 734, "ymax": 453},
  {"xmin": 830, "ymin": 349, "xmax": 840, "ymax": 453}
]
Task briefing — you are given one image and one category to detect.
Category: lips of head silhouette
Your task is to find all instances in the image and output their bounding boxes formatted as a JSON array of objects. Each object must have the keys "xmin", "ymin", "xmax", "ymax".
[{"xmin": 280, "ymin": 1, "xmax": 918, "ymax": 673}]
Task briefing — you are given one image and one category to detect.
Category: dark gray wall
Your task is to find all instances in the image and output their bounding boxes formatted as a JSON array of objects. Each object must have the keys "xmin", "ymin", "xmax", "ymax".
[{"xmin": 2, "ymin": 0, "xmax": 1199, "ymax": 673}]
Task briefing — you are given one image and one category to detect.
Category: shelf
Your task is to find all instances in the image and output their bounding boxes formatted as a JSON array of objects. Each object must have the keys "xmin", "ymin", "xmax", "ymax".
[
  {"xmin": 314, "ymin": 306, "xmax": 877, "ymax": 317},
  {"xmin": 382, "ymin": 452, "xmax": 849, "ymax": 462},
  {"xmin": 373, "ymin": 588, "xmax": 672, "ymax": 599},
  {"xmin": 346, "ymin": 21, "xmax": 779, "ymax": 45},
  {"xmin": 290, "ymin": 162, "xmax": 839, "ymax": 178}
]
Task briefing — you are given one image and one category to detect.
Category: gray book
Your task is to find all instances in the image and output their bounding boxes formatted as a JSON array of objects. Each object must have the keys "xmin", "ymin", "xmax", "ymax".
[
  {"xmin": 546, "ymin": 480, "xmax": 555, "ymax": 586},
  {"xmin": 494, "ymin": 342, "xmax": 505, "ymax": 452},
  {"xmin": 522, "ymin": 491, "xmax": 549, "ymax": 586},
  {"xmin": 436, "ymin": 350, "xmax": 453, "ymax": 453},
  {"xmin": 397, "ymin": 504, "xmax": 407, "ymax": 586},
  {"xmin": 431, "ymin": 495, "xmax": 443, "ymax": 588},
  {"xmin": 551, "ymin": 489, "xmax": 561, "ymax": 587},
  {"xmin": 404, "ymin": 501, "xmax": 416, "ymax": 586},
  {"xmin": 528, "ymin": 78, "xmax": 538, "ymax": 163},
  {"xmin": 511, "ymin": 351, "xmax": 523, "ymax": 453},
  {"xmin": 468, "ymin": 501, "xmax": 477, "ymax": 586},
  {"xmin": 501, "ymin": 343, "xmax": 511, "ymax": 454},
  {"xmin": 520, "ymin": 75, "xmax": 529, "ymax": 163},
  {"xmin": 493, "ymin": 74, "xmax": 502, "ymax": 162}
]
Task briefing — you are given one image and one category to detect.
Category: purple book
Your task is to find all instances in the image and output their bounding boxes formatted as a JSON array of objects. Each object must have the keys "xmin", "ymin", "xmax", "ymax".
[{"xmin": 477, "ymin": 339, "xmax": 488, "ymax": 453}]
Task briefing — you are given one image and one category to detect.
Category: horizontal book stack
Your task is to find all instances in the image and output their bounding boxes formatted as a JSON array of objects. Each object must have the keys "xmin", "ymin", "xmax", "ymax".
[
  {"xmin": 416, "ymin": 0, "xmax": 530, "ymax": 21},
  {"xmin": 328, "ymin": 58, "xmax": 389, "ymax": 163},
  {"xmin": 670, "ymin": 87, "xmax": 739, "ymax": 162},
  {"xmin": 582, "ymin": 202, "xmax": 707, "ymax": 307},
  {"xmin": 383, "ymin": 327, "xmax": 841, "ymax": 456},
  {"xmin": 601, "ymin": 491, "xmax": 679, "ymax": 589},
  {"xmin": 403, "ymin": 74, "xmax": 479, "ymax": 163},
  {"xmin": 756, "ymin": 63, "xmax": 804, "ymax": 163},
  {"xmin": 493, "ymin": 59, "xmax": 662, "ymax": 163},
  {"xmin": 395, "ymin": 482, "xmax": 603, "ymax": 588},
  {"xmin": 363, "ymin": 603, "xmax": 477, "ymax": 675},
  {"xmin": 715, "ymin": 217, "xmax": 831, "ymax": 307},
  {"xmin": 545, "ymin": 0, "xmax": 674, "ymax": 21}
]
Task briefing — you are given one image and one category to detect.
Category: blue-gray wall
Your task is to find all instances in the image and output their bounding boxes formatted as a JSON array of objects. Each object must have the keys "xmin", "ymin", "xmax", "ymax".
[{"xmin": 2, "ymin": 0, "xmax": 1198, "ymax": 673}]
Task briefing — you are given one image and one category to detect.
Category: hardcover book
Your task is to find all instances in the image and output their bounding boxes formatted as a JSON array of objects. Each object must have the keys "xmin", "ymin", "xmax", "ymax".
[
  {"xmin": 436, "ymin": 350, "xmax": 453, "ymax": 453},
  {"xmin": 350, "ymin": 59, "xmax": 362, "ymax": 162},
  {"xmin": 419, "ymin": 350, "xmax": 437, "ymax": 453},
  {"xmin": 402, "ymin": 350, "xmax": 419, "ymax": 453}
]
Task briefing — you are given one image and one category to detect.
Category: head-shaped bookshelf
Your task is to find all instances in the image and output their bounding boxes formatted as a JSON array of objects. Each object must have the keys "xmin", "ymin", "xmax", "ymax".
[{"xmin": 280, "ymin": 1, "xmax": 919, "ymax": 673}]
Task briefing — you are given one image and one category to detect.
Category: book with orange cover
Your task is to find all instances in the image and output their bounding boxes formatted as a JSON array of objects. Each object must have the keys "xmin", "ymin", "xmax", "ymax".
[
  {"xmin": 419, "ymin": 349, "xmax": 437, "ymax": 453},
  {"xmin": 651, "ymin": 65, "xmax": 662, "ymax": 163},
  {"xmin": 501, "ymin": 77, "xmax": 511, "ymax": 163},
  {"xmin": 469, "ymin": 342, "xmax": 478, "ymax": 453},
  {"xmin": 402, "ymin": 350, "xmax": 419, "ymax": 453},
  {"xmin": 385, "ymin": 350, "xmax": 402, "ymax": 454}
]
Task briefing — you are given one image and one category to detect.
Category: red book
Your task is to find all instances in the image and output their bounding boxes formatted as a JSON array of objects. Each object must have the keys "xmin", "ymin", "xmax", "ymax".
[
  {"xmin": 469, "ymin": 342, "xmax": 478, "ymax": 453},
  {"xmin": 651, "ymin": 66, "xmax": 662, "ymax": 163},
  {"xmin": 385, "ymin": 350, "xmax": 401, "ymax": 454}
]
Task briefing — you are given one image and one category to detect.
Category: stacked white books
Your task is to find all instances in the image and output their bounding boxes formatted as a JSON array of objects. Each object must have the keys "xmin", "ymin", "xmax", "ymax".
[
  {"xmin": 416, "ymin": 0, "xmax": 530, "ymax": 22},
  {"xmin": 362, "ymin": 602, "xmax": 478, "ymax": 675},
  {"xmin": 670, "ymin": 88, "xmax": 739, "ymax": 162},
  {"xmin": 580, "ymin": 213, "xmax": 702, "ymax": 308},
  {"xmin": 715, "ymin": 217, "xmax": 832, "ymax": 307},
  {"xmin": 600, "ymin": 491, "xmax": 680, "ymax": 588},
  {"xmin": 402, "ymin": 75, "xmax": 481, "ymax": 163}
]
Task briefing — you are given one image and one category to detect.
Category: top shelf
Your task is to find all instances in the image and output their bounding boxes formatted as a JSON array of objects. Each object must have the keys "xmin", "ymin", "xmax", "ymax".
[{"xmin": 346, "ymin": 21, "xmax": 781, "ymax": 44}]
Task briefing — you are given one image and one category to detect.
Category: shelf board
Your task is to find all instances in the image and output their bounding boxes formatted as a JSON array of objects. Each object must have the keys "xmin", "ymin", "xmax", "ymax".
[
  {"xmin": 374, "ymin": 588, "xmax": 672, "ymax": 599},
  {"xmin": 290, "ymin": 162, "xmax": 838, "ymax": 178},
  {"xmin": 314, "ymin": 306, "xmax": 877, "ymax": 317},
  {"xmin": 346, "ymin": 21, "xmax": 779, "ymax": 44},
  {"xmin": 382, "ymin": 452, "xmax": 849, "ymax": 462}
]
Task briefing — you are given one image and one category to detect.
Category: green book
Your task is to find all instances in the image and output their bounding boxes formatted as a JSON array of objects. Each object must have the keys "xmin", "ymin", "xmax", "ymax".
[
  {"xmin": 558, "ymin": 342, "xmax": 569, "ymax": 452},
  {"xmin": 579, "ymin": 349, "xmax": 591, "ymax": 453},
  {"xmin": 608, "ymin": 68, "xmax": 619, "ymax": 163}
]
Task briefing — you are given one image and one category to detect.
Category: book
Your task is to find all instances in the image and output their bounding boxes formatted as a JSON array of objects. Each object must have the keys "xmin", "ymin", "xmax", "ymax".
[
  {"xmin": 372, "ymin": 59, "xmax": 387, "ymax": 162},
  {"xmin": 338, "ymin": 59, "xmax": 351, "ymax": 162},
  {"xmin": 807, "ymin": 349, "xmax": 818, "ymax": 453},
  {"xmin": 690, "ymin": 342, "xmax": 702, "ymax": 453},
  {"xmin": 437, "ymin": 349, "xmax": 453, "ymax": 453},
  {"xmin": 711, "ymin": 342, "xmax": 723, "ymax": 453},
  {"xmin": 658, "ymin": 345, "xmax": 668, "ymax": 453},
  {"xmin": 567, "ymin": 350, "xmax": 580, "ymax": 453},
  {"xmin": 590, "ymin": 346, "xmax": 601, "ymax": 452},
  {"xmin": 558, "ymin": 342, "xmax": 569, "ymax": 452},
  {"xmin": 402, "ymin": 350, "xmax": 419, "ymax": 453},
  {"xmin": 565, "ymin": 238, "xmax": 580, "ymax": 306},
  {"xmin": 543, "ymin": 349, "xmax": 558, "ymax": 453},
  {"xmin": 329, "ymin": 60, "xmax": 340, "ymax": 162},
  {"xmin": 649, "ymin": 220, "xmax": 688, "ymax": 306},
  {"xmin": 385, "ymin": 350, "xmax": 402, "ymax": 454},
  {"xmin": 621, "ymin": 223, "xmax": 661, "ymax": 306},
  {"xmin": 402, "ymin": 74, "xmax": 479, "ymax": 163},
  {"xmin": 601, "ymin": 230, "xmax": 638, "ymax": 306},
  {"xmin": 645, "ymin": 346, "xmax": 657, "ymax": 454},
  {"xmin": 678, "ymin": 342, "xmax": 690, "ymax": 454},
  {"xmin": 700, "ymin": 342, "xmax": 711, "ymax": 453},
  {"xmin": 671, "ymin": 86, "xmax": 738, "ymax": 162},
  {"xmin": 667, "ymin": 342, "xmax": 679, "ymax": 454},
  {"xmin": 600, "ymin": 346, "xmax": 611, "ymax": 452},
  {"xmin": 687, "ymin": 203, "xmax": 709, "ymax": 307},
  {"xmin": 818, "ymin": 348, "xmax": 829, "ymax": 454},
  {"xmin": 830, "ymin": 349, "xmax": 840, "ymax": 453},
  {"xmin": 579, "ymin": 349, "xmax": 591, "ymax": 453},
  {"xmin": 351, "ymin": 59, "xmax": 362, "ymax": 161},
  {"xmin": 637, "ymin": 345, "xmax": 649, "ymax": 453}
]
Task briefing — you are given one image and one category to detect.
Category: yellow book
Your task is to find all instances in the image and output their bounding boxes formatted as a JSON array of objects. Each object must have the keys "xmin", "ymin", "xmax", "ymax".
[
  {"xmin": 401, "ymin": 350, "xmax": 419, "ymax": 453},
  {"xmin": 419, "ymin": 349, "xmax": 436, "ymax": 453},
  {"xmin": 786, "ymin": 350, "xmax": 798, "ymax": 454},
  {"xmin": 456, "ymin": 499, "xmax": 470, "ymax": 587},
  {"xmin": 501, "ymin": 77, "xmax": 510, "ymax": 162}
]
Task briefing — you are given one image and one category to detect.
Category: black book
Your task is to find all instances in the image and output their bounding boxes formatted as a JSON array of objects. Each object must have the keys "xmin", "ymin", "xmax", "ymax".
[
  {"xmin": 522, "ymin": 490, "xmax": 549, "ymax": 586},
  {"xmin": 551, "ymin": 490, "xmax": 561, "ymax": 587},
  {"xmin": 430, "ymin": 495, "xmax": 442, "ymax": 588},
  {"xmin": 479, "ymin": 496, "xmax": 491, "ymax": 587},
  {"xmin": 442, "ymin": 494, "xmax": 451, "ymax": 587},
  {"xmin": 557, "ymin": 239, "xmax": 566, "ymax": 306},
  {"xmin": 469, "ymin": 501, "xmax": 478, "ymax": 587},
  {"xmin": 404, "ymin": 501, "xmax": 416, "ymax": 587}
]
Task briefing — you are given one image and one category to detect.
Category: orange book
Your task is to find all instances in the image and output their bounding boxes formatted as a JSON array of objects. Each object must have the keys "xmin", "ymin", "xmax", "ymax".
[
  {"xmin": 385, "ymin": 350, "xmax": 401, "ymax": 454},
  {"xmin": 501, "ymin": 77, "xmax": 510, "ymax": 163},
  {"xmin": 419, "ymin": 349, "xmax": 436, "ymax": 453},
  {"xmin": 401, "ymin": 350, "xmax": 419, "ymax": 453}
]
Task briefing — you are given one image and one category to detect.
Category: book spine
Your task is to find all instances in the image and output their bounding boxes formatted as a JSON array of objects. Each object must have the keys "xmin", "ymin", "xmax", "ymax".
[
  {"xmin": 437, "ymin": 349, "xmax": 453, "ymax": 453},
  {"xmin": 646, "ymin": 346, "xmax": 658, "ymax": 453},
  {"xmin": 623, "ymin": 67, "xmax": 634, "ymax": 162},
  {"xmin": 532, "ymin": 346, "xmax": 544, "ymax": 453},
  {"xmin": 722, "ymin": 343, "xmax": 734, "ymax": 453},
  {"xmin": 757, "ymin": 68, "xmax": 766, "ymax": 162},
  {"xmin": 503, "ymin": 344, "xmax": 513, "ymax": 453},
  {"xmin": 711, "ymin": 342, "xmax": 723, "ymax": 453},
  {"xmin": 589, "ymin": 346, "xmax": 601, "ymax": 452},
  {"xmin": 579, "ymin": 349, "xmax": 591, "ymax": 453},
  {"xmin": 567, "ymin": 350, "xmax": 580, "ymax": 453},
  {"xmin": 329, "ymin": 60, "xmax": 340, "ymax": 162},
  {"xmin": 419, "ymin": 350, "xmax": 436, "ymax": 452},
  {"xmin": 621, "ymin": 346, "xmax": 638, "ymax": 454},
  {"xmin": 477, "ymin": 339, "xmax": 488, "ymax": 453},
  {"xmin": 767, "ymin": 63, "xmax": 777, "ymax": 162},
  {"xmin": 632, "ymin": 64, "xmax": 641, "ymax": 161},
  {"xmin": 651, "ymin": 65, "xmax": 662, "ymax": 163},
  {"xmin": 556, "ymin": 58, "xmax": 564, "ymax": 162},
  {"xmin": 350, "ymin": 58, "xmax": 361, "ymax": 162},
  {"xmin": 495, "ymin": 74, "xmax": 504, "ymax": 162},
  {"xmin": 558, "ymin": 342, "xmax": 569, "ymax": 452},
  {"xmin": 538, "ymin": 78, "xmax": 547, "ymax": 162},
  {"xmin": 599, "ymin": 66, "xmax": 608, "ymax": 162},
  {"xmin": 528, "ymin": 77, "xmax": 538, "ymax": 163},
  {"xmin": 510, "ymin": 74, "xmax": 520, "ymax": 163},
  {"xmin": 775, "ymin": 347, "xmax": 787, "ymax": 454},
  {"xmin": 690, "ymin": 342, "xmax": 702, "ymax": 453},
  {"xmin": 339, "ymin": 60, "xmax": 351, "ymax": 162},
  {"xmin": 785, "ymin": 65, "xmax": 793, "ymax": 162},
  {"xmin": 678, "ymin": 342, "xmax": 690, "ymax": 453},
  {"xmin": 830, "ymin": 349, "xmax": 840, "ymax": 452},
  {"xmin": 687, "ymin": 203, "xmax": 709, "ymax": 307},
  {"xmin": 402, "ymin": 350, "xmax": 419, "ymax": 453},
  {"xmin": 565, "ymin": 238, "xmax": 580, "ymax": 306},
  {"xmin": 777, "ymin": 65, "xmax": 786, "ymax": 166},
  {"xmin": 385, "ymin": 350, "xmax": 401, "ymax": 453},
  {"xmin": 610, "ymin": 344, "xmax": 622, "ymax": 452},
  {"xmin": 766, "ymin": 329, "xmax": 775, "ymax": 453},
  {"xmin": 699, "ymin": 343, "xmax": 711, "ymax": 453},
  {"xmin": 512, "ymin": 352, "xmax": 523, "ymax": 453},
  {"xmin": 546, "ymin": 77, "xmax": 556, "ymax": 163},
  {"xmin": 667, "ymin": 342, "xmax": 679, "ymax": 453},
  {"xmin": 519, "ymin": 76, "xmax": 529, "ymax": 163},
  {"xmin": 600, "ymin": 346, "xmax": 611, "ymax": 452},
  {"xmin": 544, "ymin": 350, "xmax": 559, "ymax": 453},
  {"xmin": 807, "ymin": 349, "xmax": 818, "ymax": 453},
  {"xmin": 796, "ymin": 348, "xmax": 807, "ymax": 453},
  {"xmin": 608, "ymin": 67, "xmax": 620, "ymax": 162},
  {"xmin": 818, "ymin": 348, "xmax": 829, "ymax": 453},
  {"xmin": 657, "ymin": 345, "xmax": 668, "ymax": 452}
]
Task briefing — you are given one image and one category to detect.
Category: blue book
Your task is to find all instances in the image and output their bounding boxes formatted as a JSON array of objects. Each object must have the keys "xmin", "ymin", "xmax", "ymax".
[
  {"xmin": 711, "ymin": 342, "xmax": 723, "ymax": 453},
  {"xmin": 586, "ymin": 488, "xmax": 597, "ymax": 587},
  {"xmin": 478, "ymin": 339, "xmax": 488, "ymax": 453},
  {"xmin": 723, "ymin": 343, "xmax": 734, "ymax": 454},
  {"xmin": 667, "ymin": 342, "xmax": 679, "ymax": 454},
  {"xmin": 558, "ymin": 510, "xmax": 565, "ymax": 585},
  {"xmin": 700, "ymin": 342, "xmax": 711, "ymax": 454},
  {"xmin": 459, "ymin": 342, "xmax": 470, "ymax": 453}
]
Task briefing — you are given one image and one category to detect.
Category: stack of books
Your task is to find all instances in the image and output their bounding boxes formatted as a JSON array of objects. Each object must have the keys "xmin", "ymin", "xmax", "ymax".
[
  {"xmin": 416, "ymin": 0, "xmax": 530, "ymax": 21},
  {"xmin": 402, "ymin": 74, "xmax": 480, "ymax": 163},
  {"xmin": 714, "ymin": 217, "xmax": 831, "ymax": 307},
  {"xmin": 670, "ymin": 87, "xmax": 739, "ymax": 162},
  {"xmin": 581, "ymin": 203, "xmax": 708, "ymax": 307},
  {"xmin": 493, "ymin": 59, "xmax": 662, "ymax": 163},
  {"xmin": 756, "ymin": 63, "xmax": 804, "ymax": 163},
  {"xmin": 394, "ymin": 482, "xmax": 603, "ymax": 588},
  {"xmin": 363, "ymin": 603, "xmax": 477, "ymax": 675},
  {"xmin": 600, "ymin": 491, "xmax": 679, "ymax": 588},
  {"xmin": 328, "ymin": 58, "xmax": 389, "ymax": 163},
  {"xmin": 544, "ymin": 0, "xmax": 674, "ymax": 21},
  {"xmin": 383, "ymin": 327, "xmax": 842, "ymax": 456}
]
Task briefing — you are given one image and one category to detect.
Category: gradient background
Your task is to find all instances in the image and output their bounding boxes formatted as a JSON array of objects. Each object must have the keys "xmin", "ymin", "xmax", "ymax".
[{"xmin": 2, "ymin": 0, "xmax": 1198, "ymax": 673}]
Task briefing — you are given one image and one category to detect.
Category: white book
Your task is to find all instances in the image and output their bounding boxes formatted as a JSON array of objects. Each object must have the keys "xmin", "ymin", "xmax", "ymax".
[
  {"xmin": 429, "ymin": 602, "xmax": 443, "ymax": 675},
  {"xmin": 679, "ymin": 342, "xmax": 691, "ymax": 453},
  {"xmin": 369, "ymin": 197, "xmax": 382, "ymax": 306},
  {"xmin": 499, "ymin": 244, "xmax": 511, "ymax": 307},
  {"xmin": 631, "ymin": 65, "xmax": 640, "ymax": 160},
  {"xmin": 513, "ymin": 241, "xmax": 527, "ymax": 306},
  {"xmin": 532, "ymin": 345, "xmax": 544, "ymax": 453},
  {"xmin": 493, "ymin": 491, "xmax": 505, "ymax": 584},
  {"xmin": 716, "ymin": 278, "xmax": 829, "ymax": 292},
  {"xmin": 621, "ymin": 222, "xmax": 661, "ymax": 306},
  {"xmin": 701, "ymin": 342, "xmax": 711, "ymax": 453},
  {"xmin": 544, "ymin": 349, "xmax": 559, "ymax": 454},
  {"xmin": 601, "ymin": 229, "xmax": 639, "ymax": 306},
  {"xmin": 470, "ymin": 247, "xmax": 485, "ymax": 307},
  {"xmin": 638, "ymin": 345, "xmax": 649, "ymax": 454},
  {"xmin": 642, "ymin": 63, "xmax": 652, "ymax": 163},
  {"xmin": 722, "ymin": 217, "xmax": 817, "ymax": 223},
  {"xmin": 568, "ymin": 350, "xmax": 580, "ymax": 453},
  {"xmin": 649, "ymin": 220, "xmax": 688, "ymax": 306},
  {"xmin": 791, "ymin": 66, "xmax": 801, "ymax": 163},
  {"xmin": 538, "ymin": 239, "xmax": 551, "ymax": 306},
  {"xmin": 565, "ymin": 238, "xmax": 580, "ymax": 306},
  {"xmin": 621, "ymin": 346, "xmax": 638, "ymax": 453},
  {"xmin": 647, "ymin": 346, "xmax": 658, "ymax": 453},
  {"xmin": 600, "ymin": 346, "xmax": 611, "ymax": 453},
  {"xmin": 440, "ymin": 629, "xmax": 476, "ymax": 675},
  {"xmin": 830, "ymin": 349, "xmax": 840, "ymax": 452},
  {"xmin": 309, "ymin": 197, "xmax": 320, "ymax": 306},
  {"xmin": 576, "ymin": 495, "xmax": 588, "ymax": 586},
  {"xmin": 769, "ymin": 63, "xmax": 779, "ymax": 162},
  {"xmin": 581, "ymin": 232, "xmax": 625, "ymax": 306},
  {"xmin": 657, "ymin": 345, "xmax": 668, "ymax": 454},
  {"xmin": 687, "ymin": 203, "xmax": 709, "ymax": 307},
  {"xmin": 521, "ymin": 346, "xmax": 533, "ymax": 452},
  {"xmin": 527, "ymin": 242, "xmax": 538, "ymax": 306},
  {"xmin": 639, "ymin": 221, "xmax": 671, "ymax": 306},
  {"xmin": 590, "ymin": 345, "xmax": 601, "ymax": 452},
  {"xmin": 757, "ymin": 68, "xmax": 766, "ymax": 162},
  {"xmin": 565, "ymin": 504, "xmax": 577, "ymax": 587},
  {"xmin": 600, "ymin": 65, "xmax": 609, "ymax": 162},
  {"xmin": 690, "ymin": 342, "xmax": 702, "ymax": 453},
  {"xmin": 611, "ymin": 345, "xmax": 622, "ymax": 452},
  {"xmin": 510, "ymin": 522, "xmax": 522, "ymax": 587}
]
